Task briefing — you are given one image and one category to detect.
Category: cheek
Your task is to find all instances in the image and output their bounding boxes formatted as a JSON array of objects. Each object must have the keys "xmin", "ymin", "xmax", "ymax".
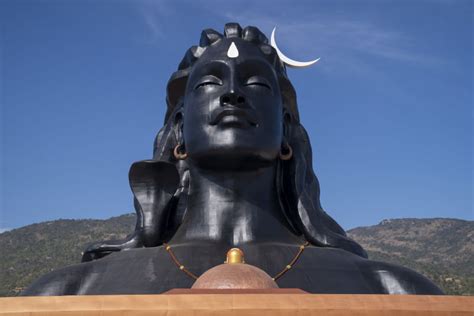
[
  {"xmin": 263, "ymin": 113, "xmax": 284, "ymax": 150},
  {"xmin": 183, "ymin": 105, "xmax": 204, "ymax": 149},
  {"xmin": 259, "ymin": 99, "xmax": 283, "ymax": 137},
  {"xmin": 182, "ymin": 94, "xmax": 219, "ymax": 153}
]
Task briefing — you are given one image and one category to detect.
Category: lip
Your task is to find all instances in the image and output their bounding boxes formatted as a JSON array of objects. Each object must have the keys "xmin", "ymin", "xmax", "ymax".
[{"xmin": 210, "ymin": 107, "xmax": 258, "ymax": 126}]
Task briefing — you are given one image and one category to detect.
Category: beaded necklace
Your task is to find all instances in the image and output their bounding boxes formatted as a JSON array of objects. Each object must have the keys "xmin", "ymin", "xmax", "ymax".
[{"xmin": 163, "ymin": 241, "xmax": 310, "ymax": 281}]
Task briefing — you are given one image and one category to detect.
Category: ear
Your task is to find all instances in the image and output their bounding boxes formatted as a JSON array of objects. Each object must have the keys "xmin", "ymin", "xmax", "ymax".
[
  {"xmin": 173, "ymin": 107, "xmax": 185, "ymax": 145},
  {"xmin": 282, "ymin": 107, "xmax": 293, "ymax": 143}
]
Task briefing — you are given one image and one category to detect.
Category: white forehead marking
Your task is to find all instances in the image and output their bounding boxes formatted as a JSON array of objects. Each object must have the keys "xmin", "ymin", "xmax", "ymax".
[{"xmin": 227, "ymin": 42, "xmax": 239, "ymax": 58}]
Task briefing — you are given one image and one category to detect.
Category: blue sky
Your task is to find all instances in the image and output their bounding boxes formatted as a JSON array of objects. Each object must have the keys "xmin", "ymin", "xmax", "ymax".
[{"xmin": 1, "ymin": 0, "xmax": 472, "ymax": 232}]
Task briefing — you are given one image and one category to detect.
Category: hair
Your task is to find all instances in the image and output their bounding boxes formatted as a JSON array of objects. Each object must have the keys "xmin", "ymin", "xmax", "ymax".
[{"xmin": 82, "ymin": 23, "xmax": 367, "ymax": 262}]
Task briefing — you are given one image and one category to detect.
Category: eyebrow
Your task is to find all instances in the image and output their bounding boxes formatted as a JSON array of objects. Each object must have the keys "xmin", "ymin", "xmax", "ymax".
[
  {"xmin": 188, "ymin": 60, "xmax": 228, "ymax": 83},
  {"xmin": 237, "ymin": 57, "xmax": 273, "ymax": 67},
  {"xmin": 236, "ymin": 58, "xmax": 276, "ymax": 78},
  {"xmin": 190, "ymin": 58, "xmax": 276, "ymax": 84}
]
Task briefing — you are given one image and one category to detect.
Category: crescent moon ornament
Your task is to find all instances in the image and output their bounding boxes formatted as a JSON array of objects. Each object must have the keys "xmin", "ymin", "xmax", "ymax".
[{"xmin": 270, "ymin": 27, "xmax": 320, "ymax": 68}]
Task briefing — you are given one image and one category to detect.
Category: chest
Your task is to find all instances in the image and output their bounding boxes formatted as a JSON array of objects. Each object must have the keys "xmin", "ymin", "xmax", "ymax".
[{"xmin": 80, "ymin": 246, "xmax": 382, "ymax": 294}]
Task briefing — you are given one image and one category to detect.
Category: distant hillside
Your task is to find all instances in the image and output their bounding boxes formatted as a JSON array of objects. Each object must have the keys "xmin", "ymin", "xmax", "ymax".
[
  {"xmin": 0, "ymin": 214, "xmax": 136, "ymax": 296},
  {"xmin": 0, "ymin": 215, "xmax": 472, "ymax": 296},
  {"xmin": 348, "ymin": 218, "xmax": 474, "ymax": 295}
]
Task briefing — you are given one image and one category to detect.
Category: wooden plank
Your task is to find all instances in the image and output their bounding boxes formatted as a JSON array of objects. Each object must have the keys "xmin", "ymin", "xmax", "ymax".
[
  {"xmin": 0, "ymin": 294, "xmax": 472, "ymax": 316},
  {"xmin": 163, "ymin": 288, "xmax": 308, "ymax": 294}
]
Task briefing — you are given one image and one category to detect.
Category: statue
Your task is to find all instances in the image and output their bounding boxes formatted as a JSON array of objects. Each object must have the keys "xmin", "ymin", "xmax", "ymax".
[{"xmin": 22, "ymin": 23, "xmax": 443, "ymax": 295}]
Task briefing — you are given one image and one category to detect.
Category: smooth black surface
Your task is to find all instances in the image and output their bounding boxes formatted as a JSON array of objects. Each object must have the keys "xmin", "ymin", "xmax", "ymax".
[
  {"xmin": 22, "ymin": 23, "xmax": 443, "ymax": 296},
  {"xmin": 23, "ymin": 244, "xmax": 441, "ymax": 295}
]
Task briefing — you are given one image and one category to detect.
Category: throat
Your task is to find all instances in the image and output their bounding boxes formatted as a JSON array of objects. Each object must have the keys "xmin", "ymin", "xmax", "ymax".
[{"xmin": 169, "ymin": 163, "xmax": 300, "ymax": 247}]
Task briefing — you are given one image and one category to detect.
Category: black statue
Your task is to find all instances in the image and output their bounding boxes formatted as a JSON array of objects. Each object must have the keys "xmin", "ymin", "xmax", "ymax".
[{"xmin": 22, "ymin": 23, "xmax": 443, "ymax": 295}]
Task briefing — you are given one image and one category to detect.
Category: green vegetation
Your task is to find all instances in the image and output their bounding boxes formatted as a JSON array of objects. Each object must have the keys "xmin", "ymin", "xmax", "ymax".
[
  {"xmin": 0, "ymin": 214, "xmax": 135, "ymax": 296},
  {"xmin": 348, "ymin": 218, "xmax": 473, "ymax": 296},
  {"xmin": 0, "ymin": 216, "xmax": 472, "ymax": 296}
]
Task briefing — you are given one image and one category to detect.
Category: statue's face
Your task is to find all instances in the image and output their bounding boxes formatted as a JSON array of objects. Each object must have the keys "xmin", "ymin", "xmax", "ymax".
[{"xmin": 183, "ymin": 39, "xmax": 283, "ymax": 169}]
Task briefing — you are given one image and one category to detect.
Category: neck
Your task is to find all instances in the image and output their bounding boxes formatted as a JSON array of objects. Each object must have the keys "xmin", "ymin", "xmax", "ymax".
[{"xmin": 169, "ymin": 161, "xmax": 300, "ymax": 247}]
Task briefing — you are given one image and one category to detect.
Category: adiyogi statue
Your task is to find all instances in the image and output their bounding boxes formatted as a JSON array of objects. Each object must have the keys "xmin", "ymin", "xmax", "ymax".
[{"xmin": 22, "ymin": 23, "xmax": 443, "ymax": 295}]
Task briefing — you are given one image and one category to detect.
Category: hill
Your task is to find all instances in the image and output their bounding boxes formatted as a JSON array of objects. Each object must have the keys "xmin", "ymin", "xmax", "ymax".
[
  {"xmin": 0, "ymin": 214, "xmax": 135, "ymax": 296},
  {"xmin": 348, "ymin": 218, "xmax": 473, "ymax": 295},
  {"xmin": 0, "ymin": 215, "xmax": 472, "ymax": 296}
]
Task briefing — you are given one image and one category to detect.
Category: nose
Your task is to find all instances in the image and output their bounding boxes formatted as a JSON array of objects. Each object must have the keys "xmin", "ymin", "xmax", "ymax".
[{"xmin": 220, "ymin": 92, "xmax": 246, "ymax": 107}]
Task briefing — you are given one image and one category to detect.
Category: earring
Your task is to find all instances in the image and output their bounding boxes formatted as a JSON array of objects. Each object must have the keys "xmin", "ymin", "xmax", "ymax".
[
  {"xmin": 279, "ymin": 142, "xmax": 293, "ymax": 160},
  {"xmin": 173, "ymin": 144, "xmax": 188, "ymax": 160}
]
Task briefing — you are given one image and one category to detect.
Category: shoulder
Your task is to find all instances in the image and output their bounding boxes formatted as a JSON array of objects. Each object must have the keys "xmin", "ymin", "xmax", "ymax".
[
  {"xmin": 298, "ymin": 246, "xmax": 443, "ymax": 294},
  {"xmin": 21, "ymin": 246, "xmax": 186, "ymax": 296},
  {"xmin": 21, "ymin": 263, "xmax": 90, "ymax": 296},
  {"xmin": 358, "ymin": 258, "xmax": 444, "ymax": 295},
  {"xmin": 20, "ymin": 248, "xmax": 147, "ymax": 296}
]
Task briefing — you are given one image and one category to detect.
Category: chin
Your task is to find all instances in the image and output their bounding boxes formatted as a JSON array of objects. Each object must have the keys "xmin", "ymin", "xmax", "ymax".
[{"xmin": 189, "ymin": 143, "xmax": 279, "ymax": 170}]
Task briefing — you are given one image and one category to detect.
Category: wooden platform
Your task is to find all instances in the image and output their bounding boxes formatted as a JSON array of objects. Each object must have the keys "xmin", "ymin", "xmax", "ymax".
[{"xmin": 1, "ymin": 293, "xmax": 472, "ymax": 315}]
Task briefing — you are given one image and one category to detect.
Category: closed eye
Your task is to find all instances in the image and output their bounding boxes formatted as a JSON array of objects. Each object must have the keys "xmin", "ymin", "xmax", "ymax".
[
  {"xmin": 194, "ymin": 75, "xmax": 223, "ymax": 90},
  {"xmin": 244, "ymin": 76, "xmax": 272, "ymax": 91}
]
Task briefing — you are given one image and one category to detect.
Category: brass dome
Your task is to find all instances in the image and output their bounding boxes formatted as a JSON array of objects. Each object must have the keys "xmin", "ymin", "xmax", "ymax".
[{"xmin": 191, "ymin": 248, "xmax": 278, "ymax": 289}]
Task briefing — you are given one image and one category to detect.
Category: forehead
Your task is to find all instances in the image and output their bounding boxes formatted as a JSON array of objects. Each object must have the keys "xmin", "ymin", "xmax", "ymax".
[{"xmin": 189, "ymin": 39, "xmax": 278, "ymax": 78}]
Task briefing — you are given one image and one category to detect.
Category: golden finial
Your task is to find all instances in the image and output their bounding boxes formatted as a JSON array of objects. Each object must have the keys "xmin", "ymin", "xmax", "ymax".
[{"xmin": 225, "ymin": 248, "xmax": 245, "ymax": 264}]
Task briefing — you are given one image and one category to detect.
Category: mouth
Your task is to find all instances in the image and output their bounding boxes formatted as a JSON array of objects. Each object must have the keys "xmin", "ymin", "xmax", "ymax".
[{"xmin": 209, "ymin": 108, "xmax": 258, "ymax": 127}]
